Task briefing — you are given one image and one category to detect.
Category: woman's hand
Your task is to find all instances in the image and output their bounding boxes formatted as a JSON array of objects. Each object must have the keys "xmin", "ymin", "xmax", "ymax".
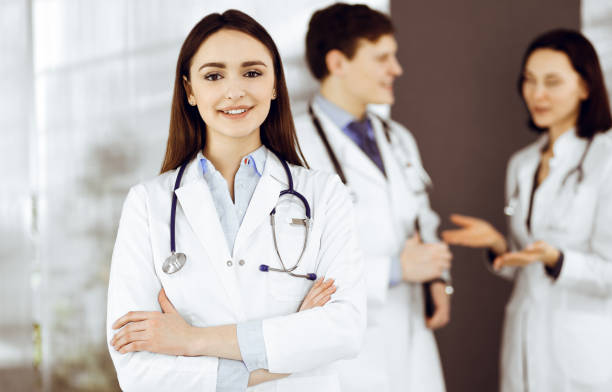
[
  {"xmin": 299, "ymin": 278, "xmax": 336, "ymax": 311},
  {"xmin": 111, "ymin": 289, "xmax": 197, "ymax": 356},
  {"xmin": 492, "ymin": 240, "xmax": 560, "ymax": 270},
  {"xmin": 442, "ymin": 214, "xmax": 507, "ymax": 255}
]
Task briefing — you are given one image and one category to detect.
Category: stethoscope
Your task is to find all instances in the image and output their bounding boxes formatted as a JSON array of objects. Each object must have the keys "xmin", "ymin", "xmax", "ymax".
[
  {"xmin": 162, "ymin": 150, "xmax": 317, "ymax": 281},
  {"xmin": 504, "ymin": 138, "xmax": 592, "ymax": 217},
  {"xmin": 308, "ymin": 104, "xmax": 432, "ymax": 195}
]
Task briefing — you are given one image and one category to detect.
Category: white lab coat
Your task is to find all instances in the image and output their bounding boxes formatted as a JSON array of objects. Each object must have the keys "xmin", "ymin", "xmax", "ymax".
[
  {"xmin": 294, "ymin": 102, "xmax": 445, "ymax": 392},
  {"xmin": 496, "ymin": 129, "xmax": 612, "ymax": 392},
  {"xmin": 106, "ymin": 150, "xmax": 366, "ymax": 392}
]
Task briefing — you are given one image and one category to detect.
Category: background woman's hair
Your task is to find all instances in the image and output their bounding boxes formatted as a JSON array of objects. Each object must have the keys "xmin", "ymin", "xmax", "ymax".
[
  {"xmin": 517, "ymin": 29, "xmax": 612, "ymax": 139},
  {"xmin": 161, "ymin": 9, "xmax": 306, "ymax": 173}
]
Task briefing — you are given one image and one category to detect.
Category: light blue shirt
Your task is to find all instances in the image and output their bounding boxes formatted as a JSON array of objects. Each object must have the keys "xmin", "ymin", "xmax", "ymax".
[
  {"xmin": 201, "ymin": 146, "xmax": 269, "ymax": 391},
  {"xmin": 314, "ymin": 94, "xmax": 403, "ymax": 286}
]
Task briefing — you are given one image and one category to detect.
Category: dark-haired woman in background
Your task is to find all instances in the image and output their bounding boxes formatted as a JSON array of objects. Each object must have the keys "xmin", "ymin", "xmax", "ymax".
[
  {"xmin": 106, "ymin": 10, "xmax": 365, "ymax": 392},
  {"xmin": 443, "ymin": 29, "xmax": 612, "ymax": 391}
]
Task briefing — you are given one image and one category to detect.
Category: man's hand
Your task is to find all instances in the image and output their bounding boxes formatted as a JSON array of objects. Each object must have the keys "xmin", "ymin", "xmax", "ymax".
[
  {"xmin": 425, "ymin": 281, "xmax": 451, "ymax": 330},
  {"xmin": 400, "ymin": 234, "xmax": 452, "ymax": 283}
]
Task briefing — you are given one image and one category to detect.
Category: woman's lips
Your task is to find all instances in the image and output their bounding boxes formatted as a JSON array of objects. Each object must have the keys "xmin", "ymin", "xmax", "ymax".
[{"xmin": 218, "ymin": 106, "xmax": 253, "ymax": 119}]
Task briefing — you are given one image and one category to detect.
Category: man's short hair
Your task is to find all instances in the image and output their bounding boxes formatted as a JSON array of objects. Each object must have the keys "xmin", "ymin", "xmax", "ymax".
[{"xmin": 306, "ymin": 3, "xmax": 394, "ymax": 80}]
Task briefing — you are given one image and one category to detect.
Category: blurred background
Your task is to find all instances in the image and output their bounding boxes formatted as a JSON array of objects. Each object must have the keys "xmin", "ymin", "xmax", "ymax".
[{"xmin": 0, "ymin": 0, "xmax": 610, "ymax": 391}]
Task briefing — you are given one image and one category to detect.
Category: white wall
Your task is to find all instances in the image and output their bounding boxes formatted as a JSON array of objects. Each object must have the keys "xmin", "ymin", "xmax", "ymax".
[{"xmin": 582, "ymin": 0, "xmax": 612, "ymax": 102}]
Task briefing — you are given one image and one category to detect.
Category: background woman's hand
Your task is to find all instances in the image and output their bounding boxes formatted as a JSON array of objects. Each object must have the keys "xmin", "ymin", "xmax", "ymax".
[
  {"xmin": 442, "ymin": 214, "xmax": 507, "ymax": 255},
  {"xmin": 111, "ymin": 288, "xmax": 196, "ymax": 356},
  {"xmin": 299, "ymin": 278, "xmax": 336, "ymax": 311},
  {"xmin": 492, "ymin": 240, "xmax": 560, "ymax": 270}
]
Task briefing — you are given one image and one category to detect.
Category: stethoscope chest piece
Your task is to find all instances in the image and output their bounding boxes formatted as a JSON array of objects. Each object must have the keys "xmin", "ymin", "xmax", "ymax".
[{"xmin": 163, "ymin": 252, "xmax": 187, "ymax": 274}]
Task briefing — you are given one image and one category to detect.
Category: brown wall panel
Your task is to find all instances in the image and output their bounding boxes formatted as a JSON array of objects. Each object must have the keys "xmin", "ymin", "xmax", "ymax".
[{"xmin": 389, "ymin": 1, "xmax": 580, "ymax": 391}]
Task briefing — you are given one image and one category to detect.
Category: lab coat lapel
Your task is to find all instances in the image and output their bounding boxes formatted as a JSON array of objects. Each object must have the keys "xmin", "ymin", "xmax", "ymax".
[
  {"xmin": 234, "ymin": 150, "xmax": 284, "ymax": 252},
  {"xmin": 311, "ymin": 102, "xmax": 386, "ymax": 187},
  {"xmin": 516, "ymin": 137, "xmax": 546, "ymax": 236},
  {"xmin": 532, "ymin": 131, "xmax": 587, "ymax": 231},
  {"xmin": 174, "ymin": 159, "xmax": 244, "ymax": 318}
]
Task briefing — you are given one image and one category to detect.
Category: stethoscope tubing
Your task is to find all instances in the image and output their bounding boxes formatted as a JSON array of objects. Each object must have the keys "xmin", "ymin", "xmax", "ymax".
[{"xmin": 165, "ymin": 150, "xmax": 316, "ymax": 280}]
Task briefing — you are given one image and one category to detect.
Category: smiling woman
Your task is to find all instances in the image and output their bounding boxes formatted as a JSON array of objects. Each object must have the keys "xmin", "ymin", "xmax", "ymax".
[{"xmin": 106, "ymin": 9, "xmax": 366, "ymax": 392}]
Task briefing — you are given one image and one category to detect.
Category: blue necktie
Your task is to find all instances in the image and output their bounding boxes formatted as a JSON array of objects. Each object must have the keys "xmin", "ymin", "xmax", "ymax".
[{"xmin": 344, "ymin": 118, "xmax": 386, "ymax": 176}]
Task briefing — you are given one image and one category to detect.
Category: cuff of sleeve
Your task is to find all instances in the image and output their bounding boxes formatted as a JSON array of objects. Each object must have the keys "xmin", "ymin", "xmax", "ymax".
[
  {"xmin": 237, "ymin": 320, "xmax": 269, "ymax": 372},
  {"xmin": 216, "ymin": 359, "xmax": 249, "ymax": 392},
  {"xmin": 486, "ymin": 248, "xmax": 497, "ymax": 264},
  {"xmin": 544, "ymin": 251, "xmax": 564, "ymax": 281},
  {"xmin": 389, "ymin": 256, "xmax": 403, "ymax": 287}
]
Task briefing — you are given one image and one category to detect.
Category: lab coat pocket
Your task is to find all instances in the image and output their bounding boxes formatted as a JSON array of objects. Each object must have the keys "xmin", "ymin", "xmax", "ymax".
[{"xmin": 553, "ymin": 311, "xmax": 612, "ymax": 385}]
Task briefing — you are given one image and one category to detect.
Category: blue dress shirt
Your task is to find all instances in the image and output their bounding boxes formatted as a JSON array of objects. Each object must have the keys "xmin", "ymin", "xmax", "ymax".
[{"xmin": 200, "ymin": 146, "xmax": 270, "ymax": 391}]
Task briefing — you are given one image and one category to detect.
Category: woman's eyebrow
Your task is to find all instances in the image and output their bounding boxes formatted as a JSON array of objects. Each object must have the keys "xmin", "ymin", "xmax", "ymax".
[
  {"xmin": 241, "ymin": 60, "xmax": 267, "ymax": 67},
  {"xmin": 198, "ymin": 60, "xmax": 267, "ymax": 72},
  {"xmin": 199, "ymin": 62, "xmax": 225, "ymax": 71}
]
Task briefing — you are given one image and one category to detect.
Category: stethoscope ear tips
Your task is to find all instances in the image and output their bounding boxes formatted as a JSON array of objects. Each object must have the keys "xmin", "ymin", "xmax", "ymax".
[
  {"xmin": 306, "ymin": 273, "xmax": 317, "ymax": 281},
  {"xmin": 259, "ymin": 264, "xmax": 270, "ymax": 272}
]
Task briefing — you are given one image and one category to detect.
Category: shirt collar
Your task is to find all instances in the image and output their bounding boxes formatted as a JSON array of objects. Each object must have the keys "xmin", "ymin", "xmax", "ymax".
[
  {"xmin": 551, "ymin": 128, "xmax": 586, "ymax": 158},
  {"xmin": 313, "ymin": 93, "xmax": 357, "ymax": 130},
  {"xmin": 199, "ymin": 145, "xmax": 267, "ymax": 178}
]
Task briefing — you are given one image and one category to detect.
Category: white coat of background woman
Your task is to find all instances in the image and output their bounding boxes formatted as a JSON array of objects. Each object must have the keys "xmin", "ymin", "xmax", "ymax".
[{"xmin": 443, "ymin": 29, "xmax": 612, "ymax": 392}]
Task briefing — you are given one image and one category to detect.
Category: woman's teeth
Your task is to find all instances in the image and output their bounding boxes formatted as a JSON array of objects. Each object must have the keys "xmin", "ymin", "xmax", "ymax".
[{"xmin": 224, "ymin": 109, "xmax": 247, "ymax": 114}]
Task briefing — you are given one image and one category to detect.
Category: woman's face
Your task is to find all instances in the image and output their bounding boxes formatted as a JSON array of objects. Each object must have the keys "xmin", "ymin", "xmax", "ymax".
[
  {"xmin": 184, "ymin": 29, "xmax": 276, "ymax": 144},
  {"xmin": 522, "ymin": 48, "xmax": 588, "ymax": 132}
]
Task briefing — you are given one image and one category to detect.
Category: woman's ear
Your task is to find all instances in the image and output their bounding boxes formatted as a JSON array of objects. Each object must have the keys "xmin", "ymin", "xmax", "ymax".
[
  {"xmin": 579, "ymin": 78, "xmax": 589, "ymax": 101},
  {"xmin": 182, "ymin": 75, "xmax": 196, "ymax": 105}
]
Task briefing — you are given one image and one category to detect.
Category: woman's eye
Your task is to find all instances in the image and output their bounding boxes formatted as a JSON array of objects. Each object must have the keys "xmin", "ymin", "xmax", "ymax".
[
  {"xmin": 204, "ymin": 73, "xmax": 222, "ymax": 81},
  {"xmin": 244, "ymin": 70, "xmax": 262, "ymax": 78},
  {"xmin": 545, "ymin": 79, "xmax": 561, "ymax": 87}
]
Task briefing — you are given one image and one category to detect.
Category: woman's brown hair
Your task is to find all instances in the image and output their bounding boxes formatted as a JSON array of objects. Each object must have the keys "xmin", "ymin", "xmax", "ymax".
[
  {"xmin": 161, "ymin": 10, "xmax": 306, "ymax": 173},
  {"xmin": 518, "ymin": 29, "xmax": 612, "ymax": 139}
]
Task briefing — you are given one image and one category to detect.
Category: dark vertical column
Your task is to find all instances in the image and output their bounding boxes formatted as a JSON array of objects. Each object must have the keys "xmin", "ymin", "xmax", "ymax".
[{"xmin": 389, "ymin": 1, "xmax": 580, "ymax": 391}]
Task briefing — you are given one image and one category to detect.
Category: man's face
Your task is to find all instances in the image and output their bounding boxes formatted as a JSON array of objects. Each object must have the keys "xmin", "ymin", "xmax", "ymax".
[{"xmin": 341, "ymin": 34, "xmax": 403, "ymax": 106}]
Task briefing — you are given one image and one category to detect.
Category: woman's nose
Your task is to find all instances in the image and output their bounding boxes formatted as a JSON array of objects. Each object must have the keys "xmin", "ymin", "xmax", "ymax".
[{"xmin": 224, "ymin": 81, "xmax": 246, "ymax": 100}]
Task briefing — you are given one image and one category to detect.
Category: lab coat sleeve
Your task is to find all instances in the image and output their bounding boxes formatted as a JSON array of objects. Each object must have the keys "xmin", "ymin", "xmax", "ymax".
[
  {"xmin": 489, "ymin": 154, "xmax": 520, "ymax": 281},
  {"xmin": 398, "ymin": 125, "xmax": 450, "ymax": 282},
  {"xmin": 262, "ymin": 174, "xmax": 366, "ymax": 374},
  {"xmin": 362, "ymin": 254, "xmax": 391, "ymax": 306},
  {"xmin": 107, "ymin": 185, "xmax": 218, "ymax": 392},
  {"xmin": 554, "ymin": 163, "xmax": 612, "ymax": 297}
]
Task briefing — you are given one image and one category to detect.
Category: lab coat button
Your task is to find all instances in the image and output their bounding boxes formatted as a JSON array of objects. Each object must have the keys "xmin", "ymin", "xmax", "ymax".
[
  {"xmin": 239, "ymin": 259, "xmax": 245, "ymax": 266},
  {"xmin": 226, "ymin": 260, "xmax": 233, "ymax": 267}
]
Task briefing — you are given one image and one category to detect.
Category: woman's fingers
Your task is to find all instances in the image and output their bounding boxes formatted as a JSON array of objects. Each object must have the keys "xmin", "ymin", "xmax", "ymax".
[
  {"xmin": 300, "ymin": 279, "xmax": 336, "ymax": 311},
  {"xmin": 113, "ymin": 330, "xmax": 149, "ymax": 352},
  {"xmin": 112, "ymin": 311, "xmax": 159, "ymax": 330},
  {"xmin": 158, "ymin": 288, "xmax": 177, "ymax": 314},
  {"xmin": 111, "ymin": 320, "xmax": 149, "ymax": 349},
  {"xmin": 495, "ymin": 250, "xmax": 541, "ymax": 268},
  {"xmin": 310, "ymin": 284, "xmax": 336, "ymax": 307},
  {"xmin": 440, "ymin": 229, "xmax": 467, "ymax": 244},
  {"xmin": 449, "ymin": 213, "xmax": 480, "ymax": 227}
]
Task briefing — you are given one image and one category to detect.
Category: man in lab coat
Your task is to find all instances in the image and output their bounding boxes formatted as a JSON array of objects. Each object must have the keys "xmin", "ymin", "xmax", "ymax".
[{"xmin": 294, "ymin": 3, "xmax": 452, "ymax": 391}]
